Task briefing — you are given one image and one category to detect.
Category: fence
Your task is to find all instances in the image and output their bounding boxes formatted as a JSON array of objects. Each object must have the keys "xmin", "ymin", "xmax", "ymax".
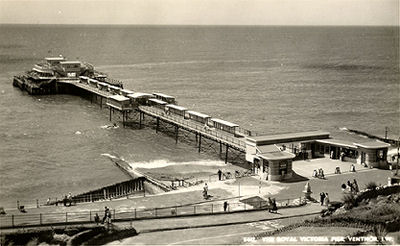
[{"xmin": 0, "ymin": 197, "xmax": 305, "ymax": 229}]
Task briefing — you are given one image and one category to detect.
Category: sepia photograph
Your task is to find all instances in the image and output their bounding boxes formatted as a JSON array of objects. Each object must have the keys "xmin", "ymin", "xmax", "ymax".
[{"xmin": 0, "ymin": 0, "xmax": 399, "ymax": 245}]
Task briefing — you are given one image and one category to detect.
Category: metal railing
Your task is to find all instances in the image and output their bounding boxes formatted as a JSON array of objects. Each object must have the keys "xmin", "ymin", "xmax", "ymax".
[{"xmin": 0, "ymin": 197, "xmax": 305, "ymax": 229}]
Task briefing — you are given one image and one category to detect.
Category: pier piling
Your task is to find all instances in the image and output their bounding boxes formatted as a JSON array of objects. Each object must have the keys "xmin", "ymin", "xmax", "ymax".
[
  {"xmin": 198, "ymin": 134, "xmax": 202, "ymax": 152},
  {"xmin": 175, "ymin": 125, "xmax": 179, "ymax": 143},
  {"xmin": 225, "ymin": 145, "xmax": 229, "ymax": 164}
]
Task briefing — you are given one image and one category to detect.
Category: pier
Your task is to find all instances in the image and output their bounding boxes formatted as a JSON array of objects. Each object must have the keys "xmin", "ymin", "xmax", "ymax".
[
  {"xmin": 12, "ymin": 57, "xmax": 393, "ymax": 185},
  {"xmin": 47, "ymin": 77, "xmax": 250, "ymax": 165}
]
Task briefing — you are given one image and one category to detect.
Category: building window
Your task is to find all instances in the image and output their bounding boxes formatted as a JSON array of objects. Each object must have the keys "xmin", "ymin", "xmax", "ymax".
[{"xmin": 279, "ymin": 160, "xmax": 288, "ymax": 175}]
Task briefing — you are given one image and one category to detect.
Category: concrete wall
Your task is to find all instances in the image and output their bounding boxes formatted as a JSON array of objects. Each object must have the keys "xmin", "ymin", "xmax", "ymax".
[{"xmin": 267, "ymin": 159, "xmax": 293, "ymax": 181}]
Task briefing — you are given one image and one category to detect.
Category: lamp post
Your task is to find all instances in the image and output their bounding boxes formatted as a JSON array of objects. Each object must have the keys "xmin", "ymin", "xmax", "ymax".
[{"xmin": 396, "ymin": 137, "xmax": 399, "ymax": 176}]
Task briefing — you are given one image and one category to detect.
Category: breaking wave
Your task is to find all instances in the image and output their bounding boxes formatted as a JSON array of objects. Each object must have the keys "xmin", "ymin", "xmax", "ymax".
[{"xmin": 127, "ymin": 159, "xmax": 227, "ymax": 169}]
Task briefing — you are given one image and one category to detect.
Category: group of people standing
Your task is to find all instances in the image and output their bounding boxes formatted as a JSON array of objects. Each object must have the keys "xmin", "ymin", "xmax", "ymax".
[
  {"xmin": 341, "ymin": 179, "xmax": 359, "ymax": 193},
  {"xmin": 319, "ymin": 192, "xmax": 330, "ymax": 206},
  {"xmin": 94, "ymin": 206, "xmax": 112, "ymax": 225},
  {"xmin": 312, "ymin": 168, "xmax": 325, "ymax": 179}
]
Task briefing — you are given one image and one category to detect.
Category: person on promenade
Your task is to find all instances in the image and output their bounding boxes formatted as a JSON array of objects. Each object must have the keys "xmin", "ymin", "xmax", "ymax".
[
  {"xmin": 321, "ymin": 169, "xmax": 325, "ymax": 179},
  {"xmin": 102, "ymin": 206, "xmax": 109, "ymax": 223},
  {"xmin": 312, "ymin": 169, "xmax": 317, "ymax": 177},
  {"xmin": 353, "ymin": 179, "xmax": 359, "ymax": 193},
  {"xmin": 347, "ymin": 180, "xmax": 354, "ymax": 193},
  {"xmin": 271, "ymin": 198, "xmax": 278, "ymax": 213},
  {"xmin": 223, "ymin": 201, "xmax": 229, "ymax": 212},
  {"xmin": 319, "ymin": 192, "xmax": 326, "ymax": 205},
  {"xmin": 341, "ymin": 183, "xmax": 347, "ymax": 192},
  {"xmin": 203, "ymin": 183, "xmax": 208, "ymax": 199},
  {"xmin": 324, "ymin": 193, "xmax": 330, "ymax": 206},
  {"xmin": 63, "ymin": 195, "xmax": 67, "ymax": 206},
  {"xmin": 268, "ymin": 197, "xmax": 273, "ymax": 212},
  {"xmin": 218, "ymin": 169, "xmax": 222, "ymax": 181},
  {"xmin": 94, "ymin": 213, "xmax": 100, "ymax": 225},
  {"xmin": 350, "ymin": 164, "xmax": 356, "ymax": 172}
]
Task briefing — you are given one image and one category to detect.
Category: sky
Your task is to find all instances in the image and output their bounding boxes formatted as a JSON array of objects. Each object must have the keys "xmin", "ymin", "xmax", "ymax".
[{"xmin": 0, "ymin": 0, "xmax": 398, "ymax": 26}]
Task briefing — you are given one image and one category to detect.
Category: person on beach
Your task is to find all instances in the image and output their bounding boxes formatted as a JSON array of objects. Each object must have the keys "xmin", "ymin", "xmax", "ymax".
[
  {"xmin": 268, "ymin": 197, "xmax": 273, "ymax": 212},
  {"xmin": 223, "ymin": 201, "xmax": 229, "ymax": 212},
  {"xmin": 218, "ymin": 169, "xmax": 222, "ymax": 181},
  {"xmin": 320, "ymin": 169, "xmax": 325, "ymax": 179}
]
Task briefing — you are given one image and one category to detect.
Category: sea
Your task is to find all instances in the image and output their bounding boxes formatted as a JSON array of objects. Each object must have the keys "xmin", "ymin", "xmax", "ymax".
[{"xmin": 0, "ymin": 25, "xmax": 399, "ymax": 209}]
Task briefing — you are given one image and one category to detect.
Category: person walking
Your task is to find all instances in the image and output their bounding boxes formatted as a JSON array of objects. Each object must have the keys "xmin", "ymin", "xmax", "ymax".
[
  {"xmin": 320, "ymin": 192, "xmax": 326, "ymax": 205},
  {"xmin": 271, "ymin": 198, "xmax": 278, "ymax": 213},
  {"xmin": 218, "ymin": 169, "xmax": 222, "ymax": 181},
  {"xmin": 94, "ymin": 213, "xmax": 100, "ymax": 225},
  {"xmin": 267, "ymin": 197, "xmax": 273, "ymax": 212},
  {"xmin": 324, "ymin": 193, "xmax": 330, "ymax": 206},
  {"xmin": 347, "ymin": 180, "xmax": 354, "ymax": 193},
  {"xmin": 102, "ymin": 206, "xmax": 109, "ymax": 224},
  {"xmin": 353, "ymin": 179, "xmax": 359, "ymax": 193},
  {"xmin": 203, "ymin": 183, "xmax": 208, "ymax": 199},
  {"xmin": 223, "ymin": 201, "xmax": 229, "ymax": 212}
]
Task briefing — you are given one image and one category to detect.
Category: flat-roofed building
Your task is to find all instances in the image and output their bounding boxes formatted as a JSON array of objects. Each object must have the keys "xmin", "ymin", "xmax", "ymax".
[
  {"xmin": 255, "ymin": 145, "xmax": 296, "ymax": 181},
  {"xmin": 88, "ymin": 78, "xmax": 98, "ymax": 88},
  {"xmin": 45, "ymin": 56, "xmax": 66, "ymax": 66},
  {"xmin": 148, "ymin": 98, "xmax": 167, "ymax": 110},
  {"xmin": 166, "ymin": 104, "xmax": 187, "ymax": 117},
  {"xmin": 354, "ymin": 141, "xmax": 391, "ymax": 168},
  {"xmin": 96, "ymin": 82, "xmax": 108, "ymax": 91},
  {"xmin": 107, "ymin": 85, "xmax": 121, "ymax": 94},
  {"xmin": 127, "ymin": 92, "xmax": 154, "ymax": 105},
  {"xmin": 106, "ymin": 95, "xmax": 131, "ymax": 111},
  {"xmin": 153, "ymin": 92, "xmax": 175, "ymax": 104},
  {"xmin": 79, "ymin": 76, "xmax": 89, "ymax": 84},
  {"xmin": 60, "ymin": 61, "xmax": 81, "ymax": 77},
  {"xmin": 120, "ymin": 89, "xmax": 134, "ymax": 96},
  {"xmin": 186, "ymin": 110, "xmax": 211, "ymax": 124},
  {"xmin": 210, "ymin": 118, "xmax": 239, "ymax": 135}
]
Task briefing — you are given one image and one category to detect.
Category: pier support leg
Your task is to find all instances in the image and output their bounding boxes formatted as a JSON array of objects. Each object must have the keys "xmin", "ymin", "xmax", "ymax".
[
  {"xmin": 225, "ymin": 145, "xmax": 229, "ymax": 164},
  {"xmin": 122, "ymin": 111, "xmax": 125, "ymax": 127},
  {"xmin": 195, "ymin": 132, "xmax": 198, "ymax": 142},
  {"xmin": 100, "ymin": 97, "xmax": 102, "ymax": 109},
  {"xmin": 198, "ymin": 134, "xmax": 202, "ymax": 153},
  {"xmin": 156, "ymin": 118, "xmax": 160, "ymax": 133},
  {"xmin": 219, "ymin": 142, "xmax": 222, "ymax": 155},
  {"xmin": 109, "ymin": 107, "xmax": 112, "ymax": 121},
  {"xmin": 139, "ymin": 112, "xmax": 142, "ymax": 128},
  {"xmin": 175, "ymin": 125, "xmax": 179, "ymax": 144}
]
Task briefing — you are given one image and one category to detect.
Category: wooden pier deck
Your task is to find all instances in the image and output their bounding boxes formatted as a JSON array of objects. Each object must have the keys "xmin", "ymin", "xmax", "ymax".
[{"xmin": 138, "ymin": 106, "xmax": 246, "ymax": 152}]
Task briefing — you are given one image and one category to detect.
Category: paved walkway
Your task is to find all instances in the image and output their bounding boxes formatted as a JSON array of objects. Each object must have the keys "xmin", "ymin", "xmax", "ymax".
[
  {"xmin": 293, "ymin": 158, "xmax": 369, "ymax": 178},
  {"xmin": 109, "ymin": 202, "xmax": 323, "ymax": 245}
]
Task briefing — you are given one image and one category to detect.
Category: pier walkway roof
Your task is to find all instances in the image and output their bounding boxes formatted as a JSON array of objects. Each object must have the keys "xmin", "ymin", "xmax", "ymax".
[{"xmin": 247, "ymin": 130, "xmax": 330, "ymax": 145}]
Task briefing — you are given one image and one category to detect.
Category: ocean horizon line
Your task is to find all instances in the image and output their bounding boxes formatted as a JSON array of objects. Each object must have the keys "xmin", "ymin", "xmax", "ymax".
[{"xmin": 0, "ymin": 23, "xmax": 398, "ymax": 28}]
